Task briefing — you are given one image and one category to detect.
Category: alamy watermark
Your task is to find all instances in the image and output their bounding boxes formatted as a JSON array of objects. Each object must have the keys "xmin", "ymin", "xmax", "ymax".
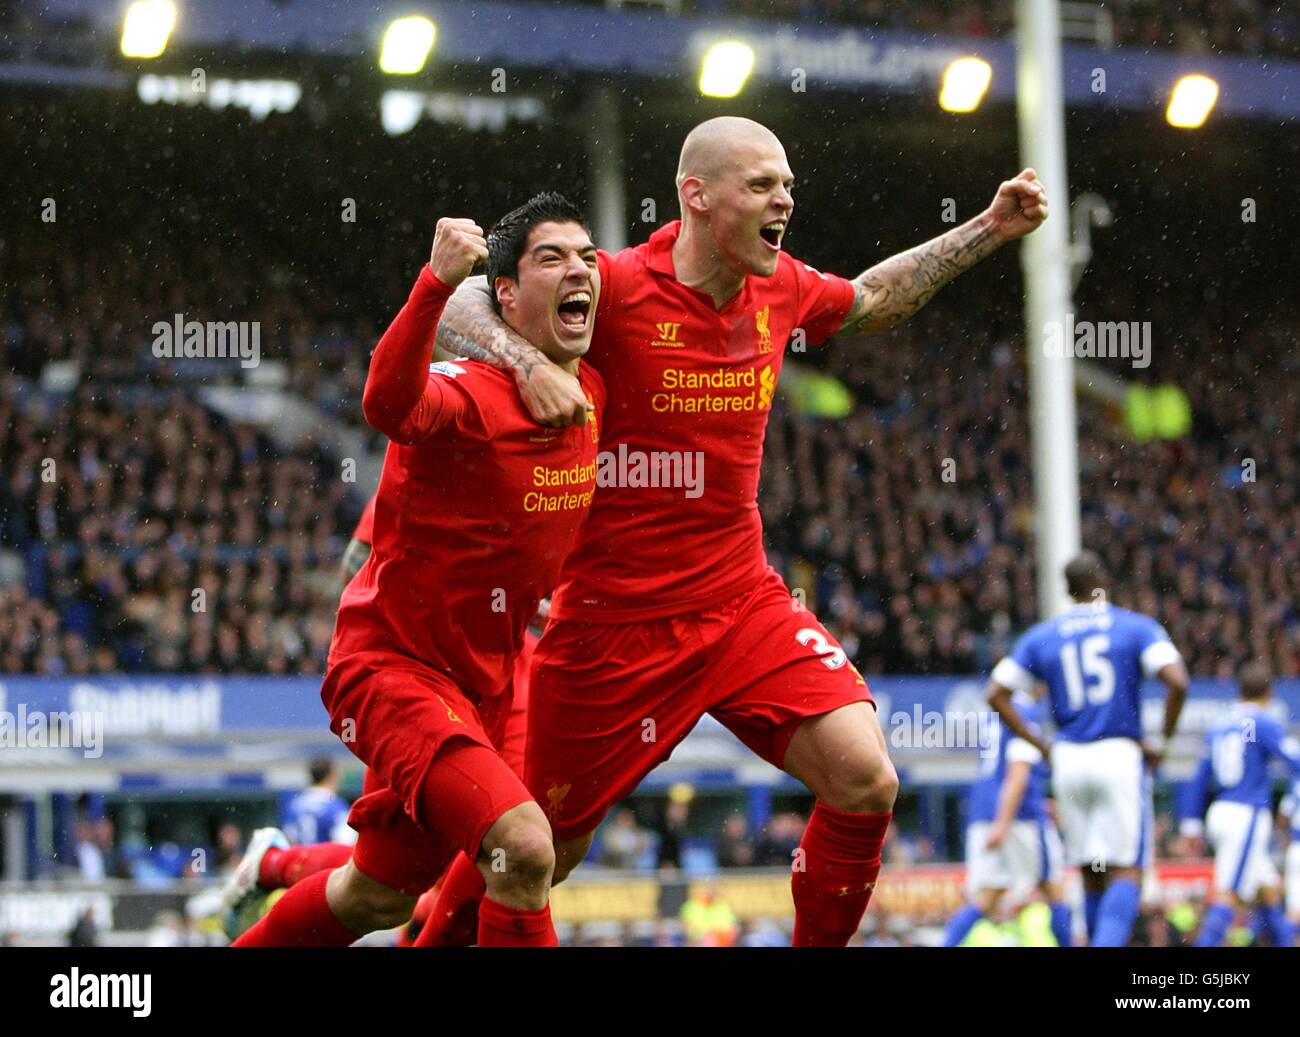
[
  {"xmin": 889, "ymin": 705, "xmax": 999, "ymax": 755},
  {"xmin": 151, "ymin": 313, "xmax": 260, "ymax": 368},
  {"xmin": 1043, "ymin": 313, "xmax": 1150, "ymax": 369},
  {"xmin": 596, "ymin": 444, "xmax": 704, "ymax": 500},
  {"xmin": 0, "ymin": 704, "xmax": 103, "ymax": 758}
]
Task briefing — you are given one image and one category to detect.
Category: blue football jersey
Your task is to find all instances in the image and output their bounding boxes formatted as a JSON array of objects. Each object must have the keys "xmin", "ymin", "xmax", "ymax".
[
  {"xmin": 282, "ymin": 786, "xmax": 352, "ymax": 845},
  {"xmin": 1184, "ymin": 703, "xmax": 1300, "ymax": 813},
  {"xmin": 969, "ymin": 693, "xmax": 1050, "ymax": 824},
  {"xmin": 991, "ymin": 603, "xmax": 1181, "ymax": 743}
]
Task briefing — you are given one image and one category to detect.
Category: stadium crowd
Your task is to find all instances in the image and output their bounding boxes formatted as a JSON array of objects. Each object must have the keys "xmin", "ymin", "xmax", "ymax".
[{"xmin": 2, "ymin": 94, "xmax": 1296, "ymax": 680}]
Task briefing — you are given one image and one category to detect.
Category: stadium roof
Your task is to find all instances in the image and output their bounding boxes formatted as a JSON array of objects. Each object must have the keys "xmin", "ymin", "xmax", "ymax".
[{"xmin": 13, "ymin": 0, "xmax": 1300, "ymax": 120}]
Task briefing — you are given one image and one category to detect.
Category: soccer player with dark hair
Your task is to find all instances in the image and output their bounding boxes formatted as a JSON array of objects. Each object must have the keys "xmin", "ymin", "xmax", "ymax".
[
  {"xmin": 1180, "ymin": 661, "xmax": 1300, "ymax": 947},
  {"xmin": 234, "ymin": 193, "xmax": 604, "ymax": 947},
  {"xmin": 225, "ymin": 494, "xmax": 542, "ymax": 946},
  {"xmin": 436, "ymin": 116, "xmax": 1048, "ymax": 945}
]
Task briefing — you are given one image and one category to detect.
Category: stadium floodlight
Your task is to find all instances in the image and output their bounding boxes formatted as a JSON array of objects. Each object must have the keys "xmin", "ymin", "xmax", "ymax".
[
  {"xmin": 698, "ymin": 41, "xmax": 755, "ymax": 98},
  {"xmin": 120, "ymin": 0, "xmax": 177, "ymax": 60},
  {"xmin": 939, "ymin": 57, "xmax": 993, "ymax": 113},
  {"xmin": 381, "ymin": 91, "xmax": 425, "ymax": 135},
  {"xmin": 1166, "ymin": 74, "xmax": 1218, "ymax": 128},
  {"xmin": 380, "ymin": 16, "xmax": 437, "ymax": 74}
]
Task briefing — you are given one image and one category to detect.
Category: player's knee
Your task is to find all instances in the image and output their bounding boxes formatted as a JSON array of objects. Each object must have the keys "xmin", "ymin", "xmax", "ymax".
[
  {"xmin": 824, "ymin": 755, "xmax": 899, "ymax": 813},
  {"xmin": 356, "ymin": 887, "xmax": 418, "ymax": 930},
  {"xmin": 331, "ymin": 864, "xmax": 416, "ymax": 932},
  {"xmin": 484, "ymin": 812, "xmax": 556, "ymax": 889},
  {"xmin": 551, "ymin": 834, "xmax": 594, "ymax": 886},
  {"xmin": 869, "ymin": 758, "xmax": 901, "ymax": 810}
]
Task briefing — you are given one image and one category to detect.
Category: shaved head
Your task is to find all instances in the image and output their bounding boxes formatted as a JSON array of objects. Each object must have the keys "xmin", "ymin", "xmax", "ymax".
[
  {"xmin": 676, "ymin": 116, "xmax": 786, "ymax": 188},
  {"xmin": 672, "ymin": 116, "xmax": 796, "ymax": 287}
]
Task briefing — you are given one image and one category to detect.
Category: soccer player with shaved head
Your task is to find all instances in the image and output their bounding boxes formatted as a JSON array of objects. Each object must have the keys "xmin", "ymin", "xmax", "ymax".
[{"xmin": 437, "ymin": 116, "xmax": 1048, "ymax": 945}]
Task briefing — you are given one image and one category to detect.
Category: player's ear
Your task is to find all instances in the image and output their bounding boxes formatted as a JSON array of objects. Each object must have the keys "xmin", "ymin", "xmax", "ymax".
[
  {"xmin": 679, "ymin": 176, "xmax": 709, "ymax": 216},
  {"xmin": 494, "ymin": 275, "xmax": 517, "ymax": 309}
]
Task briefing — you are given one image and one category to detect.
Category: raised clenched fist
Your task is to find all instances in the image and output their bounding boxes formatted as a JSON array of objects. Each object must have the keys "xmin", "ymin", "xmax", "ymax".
[{"xmin": 429, "ymin": 217, "xmax": 489, "ymax": 287}]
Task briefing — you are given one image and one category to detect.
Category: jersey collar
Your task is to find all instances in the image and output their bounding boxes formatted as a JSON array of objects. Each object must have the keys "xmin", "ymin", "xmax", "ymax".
[
  {"xmin": 645, "ymin": 219, "xmax": 753, "ymax": 314},
  {"xmin": 646, "ymin": 220, "xmax": 683, "ymax": 278}
]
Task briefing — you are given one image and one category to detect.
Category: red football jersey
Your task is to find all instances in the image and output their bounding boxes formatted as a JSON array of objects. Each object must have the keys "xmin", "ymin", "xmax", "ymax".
[
  {"xmin": 549, "ymin": 221, "xmax": 855, "ymax": 623},
  {"xmin": 332, "ymin": 266, "xmax": 606, "ymax": 699}
]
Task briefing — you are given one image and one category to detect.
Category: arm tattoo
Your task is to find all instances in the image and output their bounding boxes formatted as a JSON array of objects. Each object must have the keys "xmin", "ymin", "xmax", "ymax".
[
  {"xmin": 339, "ymin": 538, "xmax": 371, "ymax": 583},
  {"xmin": 837, "ymin": 215, "xmax": 1001, "ymax": 337},
  {"xmin": 435, "ymin": 276, "xmax": 549, "ymax": 380}
]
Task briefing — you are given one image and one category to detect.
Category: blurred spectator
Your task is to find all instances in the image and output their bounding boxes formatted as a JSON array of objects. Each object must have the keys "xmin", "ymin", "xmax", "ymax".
[
  {"xmin": 717, "ymin": 814, "xmax": 756, "ymax": 868},
  {"xmin": 754, "ymin": 812, "xmax": 805, "ymax": 867},
  {"xmin": 680, "ymin": 881, "xmax": 739, "ymax": 947},
  {"xmin": 67, "ymin": 907, "xmax": 98, "ymax": 948},
  {"xmin": 654, "ymin": 792, "xmax": 693, "ymax": 872},
  {"xmin": 215, "ymin": 823, "xmax": 245, "ymax": 873},
  {"xmin": 146, "ymin": 910, "xmax": 190, "ymax": 948},
  {"xmin": 73, "ymin": 819, "xmax": 104, "ymax": 881},
  {"xmin": 599, "ymin": 808, "xmax": 653, "ymax": 869}
]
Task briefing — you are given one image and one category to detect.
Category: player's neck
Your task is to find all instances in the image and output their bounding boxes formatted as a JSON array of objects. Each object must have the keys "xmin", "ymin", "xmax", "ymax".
[
  {"xmin": 672, "ymin": 223, "xmax": 744, "ymax": 309},
  {"xmin": 533, "ymin": 349, "xmax": 580, "ymax": 378}
]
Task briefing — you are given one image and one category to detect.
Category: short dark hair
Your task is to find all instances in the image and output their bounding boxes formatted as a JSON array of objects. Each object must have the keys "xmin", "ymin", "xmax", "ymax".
[
  {"xmin": 486, "ymin": 191, "xmax": 589, "ymax": 313},
  {"xmin": 1064, "ymin": 550, "xmax": 1109, "ymax": 600},
  {"xmin": 308, "ymin": 757, "xmax": 336, "ymax": 786},
  {"xmin": 1238, "ymin": 660, "xmax": 1272, "ymax": 700}
]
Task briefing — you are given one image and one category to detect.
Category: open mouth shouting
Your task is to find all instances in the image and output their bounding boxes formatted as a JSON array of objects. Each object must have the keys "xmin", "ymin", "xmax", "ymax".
[
  {"xmin": 556, "ymin": 288, "xmax": 593, "ymax": 335},
  {"xmin": 759, "ymin": 219, "xmax": 787, "ymax": 252}
]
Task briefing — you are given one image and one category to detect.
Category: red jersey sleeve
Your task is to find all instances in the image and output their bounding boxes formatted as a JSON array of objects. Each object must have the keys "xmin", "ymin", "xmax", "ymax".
[
  {"xmin": 363, "ymin": 266, "xmax": 477, "ymax": 445},
  {"xmin": 584, "ymin": 250, "xmax": 619, "ymax": 373},
  {"xmin": 791, "ymin": 257, "xmax": 857, "ymax": 347}
]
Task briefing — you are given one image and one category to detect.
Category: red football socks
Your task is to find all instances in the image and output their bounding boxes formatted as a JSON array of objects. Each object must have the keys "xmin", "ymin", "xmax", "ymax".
[
  {"xmin": 475, "ymin": 896, "xmax": 558, "ymax": 947},
  {"xmin": 397, "ymin": 884, "xmax": 441, "ymax": 946},
  {"xmin": 413, "ymin": 853, "xmax": 487, "ymax": 947},
  {"xmin": 231, "ymin": 869, "xmax": 359, "ymax": 947},
  {"xmin": 791, "ymin": 802, "xmax": 891, "ymax": 947},
  {"xmin": 258, "ymin": 843, "xmax": 355, "ymax": 891}
]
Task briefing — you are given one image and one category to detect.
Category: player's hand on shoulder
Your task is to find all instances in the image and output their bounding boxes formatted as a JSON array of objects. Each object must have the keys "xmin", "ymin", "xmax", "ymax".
[
  {"xmin": 986, "ymin": 168, "xmax": 1048, "ymax": 243},
  {"xmin": 518, "ymin": 361, "xmax": 594, "ymax": 428},
  {"xmin": 429, "ymin": 217, "xmax": 489, "ymax": 287}
]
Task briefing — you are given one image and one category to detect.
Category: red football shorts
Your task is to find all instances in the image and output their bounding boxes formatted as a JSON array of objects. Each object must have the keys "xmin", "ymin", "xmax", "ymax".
[
  {"xmin": 321, "ymin": 651, "xmax": 532, "ymax": 895},
  {"xmin": 499, "ymin": 631, "xmax": 535, "ymax": 779},
  {"xmin": 526, "ymin": 568, "xmax": 873, "ymax": 841}
]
